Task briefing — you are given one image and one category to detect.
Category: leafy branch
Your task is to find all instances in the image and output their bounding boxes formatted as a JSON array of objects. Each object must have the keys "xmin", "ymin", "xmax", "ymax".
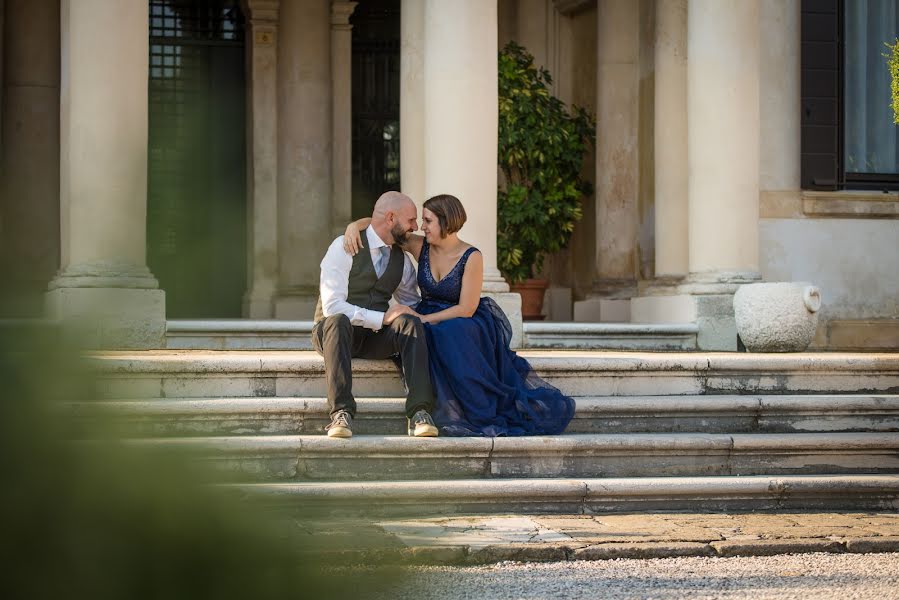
[{"xmin": 497, "ymin": 42, "xmax": 595, "ymax": 284}]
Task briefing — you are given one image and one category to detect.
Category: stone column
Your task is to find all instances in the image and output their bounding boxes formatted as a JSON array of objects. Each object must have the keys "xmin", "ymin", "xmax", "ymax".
[
  {"xmin": 684, "ymin": 0, "xmax": 761, "ymax": 349},
  {"xmin": 759, "ymin": 0, "xmax": 801, "ymax": 209},
  {"xmin": 46, "ymin": 0, "xmax": 165, "ymax": 348},
  {"xmin": 421, "ymin": 0, "xmax": 523, "ymax": 345},
  {"xmin": 590, "ymin": 0, "xmax": 641, "ymax": 319},
  {"xmin": 242, "ymin": 1, "xmax": 280, "ymax": 318},
  {"xmin": 331, "ymin": 1, "xmax": 356, "ymax": 233},
  {"xmin": 274, "ymin": 0, "xmax": 332, "ymax": 319},
  {"xmin": 653, "ymin": 0, "xmax": 688, "ymax": 278},
  {"xmin": 1, "ymin": 0, "xmax": 60, "ymax": 316},
  {"xmin": 400, "ymin": 0, "xmax": 425, "ymax": 208}
]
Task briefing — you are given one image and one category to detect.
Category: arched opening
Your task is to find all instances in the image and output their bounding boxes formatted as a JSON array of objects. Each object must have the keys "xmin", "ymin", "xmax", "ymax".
[{"xmin": 147, "ymin": 0, "xmax": 247, "ymax": 317}]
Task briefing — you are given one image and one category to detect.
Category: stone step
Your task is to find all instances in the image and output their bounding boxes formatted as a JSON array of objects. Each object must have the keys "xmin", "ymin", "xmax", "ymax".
[
  {"xmin": 166, "ymin": 320, "xmax": 315, "ymax": 351},
  {"xmin": 165, "ymin": 320, "xmax": 700, "ymax": 351},
  {"xmin": 90, "ymin": 350, "xmax": 899, "ymax": 399},
  {"xmin": 85, "ymin": 394, "xmax": 899, "ymax": 436},
  {"xmin": 139, "ymin": 432, "xmax": 899, "ymax": 481},
  {"xmin": 523, "ymin": 322, "xmax": 698, "ymax": 350},
  {"xmin": 228, "ymin": 474, "xmax": 899, "ymax": 515}
]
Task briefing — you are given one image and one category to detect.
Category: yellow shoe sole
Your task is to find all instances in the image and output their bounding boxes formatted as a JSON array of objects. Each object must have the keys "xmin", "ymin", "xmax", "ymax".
[
  {"xmin": 411, "ymin": 423, "xmax": 438, "ymax": 437},
  {"xmin": 327, "ymin": 426, "xmax": 352, "ymax": 438}
]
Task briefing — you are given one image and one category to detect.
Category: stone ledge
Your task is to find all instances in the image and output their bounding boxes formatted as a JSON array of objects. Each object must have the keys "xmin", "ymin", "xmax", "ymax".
[
  {"xmin": 82, "ymin": 394, "xmax": 899, "ymax": 436},
  {"xmin": 88, "ymin": 349, "xmax": 899, "ymax": 374},
  {"xmin": 760, "ymin": 190, "xmax": 899, "ymax": 219},
  {"xmin": 237, "ymin": 474, "xmax": 899, "ymax": 511},
  {"xmin": 285, "ymin": 508, "xmax": 899, "ymax": 564},
  {"xmin": 824, "ymin": 319, "xmax": 899, "ymax": 352},
  {"xmin": 150, "ymin": 432, "xmax": 899, "ymax": 480}
]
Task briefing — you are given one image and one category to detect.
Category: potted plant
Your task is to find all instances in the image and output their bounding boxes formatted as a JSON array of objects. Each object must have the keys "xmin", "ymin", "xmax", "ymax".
[{"xmin": 497, "ymin": 42, "xmax": 595, "ymax": 320}]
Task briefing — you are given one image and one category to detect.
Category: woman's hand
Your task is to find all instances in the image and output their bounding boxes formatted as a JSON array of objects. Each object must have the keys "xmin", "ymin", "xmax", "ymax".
[{"xmin": 343, "ymin": 218, "xmax": 370, "ymax": 255}]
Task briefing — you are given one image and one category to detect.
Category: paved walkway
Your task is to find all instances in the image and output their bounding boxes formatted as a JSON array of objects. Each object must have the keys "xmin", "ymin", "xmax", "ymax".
[{"xmin": 297, "ymin": 511, "xmax": 899, "ymax": 564}]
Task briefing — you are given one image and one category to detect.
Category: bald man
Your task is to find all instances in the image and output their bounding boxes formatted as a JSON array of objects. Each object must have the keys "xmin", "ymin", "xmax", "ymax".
[{"xmin": 312, "ymin": 191, "xmax": 438, "ymax": 439}]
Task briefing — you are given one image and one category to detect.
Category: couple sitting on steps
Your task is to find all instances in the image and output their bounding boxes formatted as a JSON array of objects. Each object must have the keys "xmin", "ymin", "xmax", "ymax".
[{"xmin": 312, "ymin": 191, "xmax": 575, "ymax": 439}]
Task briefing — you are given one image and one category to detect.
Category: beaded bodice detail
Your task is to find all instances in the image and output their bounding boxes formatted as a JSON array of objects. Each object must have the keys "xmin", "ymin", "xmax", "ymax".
[{"xmin": 417, "ymin": 239, "xmax": 479, "ymax": 304}]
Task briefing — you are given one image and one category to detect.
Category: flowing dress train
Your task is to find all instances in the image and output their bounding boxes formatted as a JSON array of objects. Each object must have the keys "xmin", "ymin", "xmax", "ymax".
[{"xmin": 414, "ymin": 240, "xmax": 575, "ymax": 437}]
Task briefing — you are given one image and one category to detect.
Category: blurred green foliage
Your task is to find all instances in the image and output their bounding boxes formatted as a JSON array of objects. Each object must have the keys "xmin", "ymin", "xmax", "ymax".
[
  {"xmin": 887, "ymin": 39, "xmax": 899, "ymax": 125},
  {"xmin": 0, "ymin": 323, "xmax": 402, "ymax": 600},
  {"xmin": 497, "ymin": 42, "xmax": 595, "ymax": 284}
]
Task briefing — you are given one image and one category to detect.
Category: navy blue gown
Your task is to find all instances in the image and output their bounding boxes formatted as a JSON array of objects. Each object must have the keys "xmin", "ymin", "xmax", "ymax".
[{"xmin": 414, "ymin": 240, "xmax": 575, "ymax": 437}]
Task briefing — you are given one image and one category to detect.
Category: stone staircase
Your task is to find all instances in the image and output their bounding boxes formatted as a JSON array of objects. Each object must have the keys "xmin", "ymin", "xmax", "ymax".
[
  {"xmin": 164, "ymin": 319, "xmax": 699, "ymax": 351},
  {"xmin": 82, "ymin": 349, "xmax": 899, "ymax": 515}
]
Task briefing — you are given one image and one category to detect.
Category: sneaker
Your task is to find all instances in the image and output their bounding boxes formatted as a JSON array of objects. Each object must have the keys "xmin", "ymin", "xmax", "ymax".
[
  {"xmin": 326, "ymin": 410, "xmax": 353, "ymax": 438},
  {"xmin": 408, "ymin": 409, "xmax": 438, "ymax": 437}
]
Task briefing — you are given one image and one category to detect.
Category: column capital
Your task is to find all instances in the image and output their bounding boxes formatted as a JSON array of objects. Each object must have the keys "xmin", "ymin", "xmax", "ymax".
[
  {"xmin": 554, "ymin": 0, "xmax": 595, "ymax": 17},
  {"xmin": 331, "ymin": 1, "xmax": 358, "ymax": 29},
  {"xmin": 244, "ymin": 0, "xmax": 279, "ymax": 24}
]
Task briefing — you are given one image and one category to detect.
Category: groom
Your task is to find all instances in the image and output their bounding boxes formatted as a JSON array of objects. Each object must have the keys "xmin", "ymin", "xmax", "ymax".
[{"xmin": 312, "ymin": 191, "xmax": 438, "ymax": 439}]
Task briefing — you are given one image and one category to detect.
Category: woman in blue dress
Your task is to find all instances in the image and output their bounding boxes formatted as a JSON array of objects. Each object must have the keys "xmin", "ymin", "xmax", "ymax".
[{"xmin": 343, "ymin": 194, "xmax": 574, "ymax": 437}]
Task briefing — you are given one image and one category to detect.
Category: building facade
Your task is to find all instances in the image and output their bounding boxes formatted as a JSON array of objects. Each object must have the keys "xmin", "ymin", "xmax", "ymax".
[{"xmin": 0, "ymin": 0, "xmax": 897, "ymax": 350}]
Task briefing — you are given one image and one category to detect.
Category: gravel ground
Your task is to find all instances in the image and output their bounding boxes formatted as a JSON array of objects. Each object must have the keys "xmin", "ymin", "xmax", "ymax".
[{"xmin": 369, "ymin": 552, "xmax": 899, "ymax": 600}]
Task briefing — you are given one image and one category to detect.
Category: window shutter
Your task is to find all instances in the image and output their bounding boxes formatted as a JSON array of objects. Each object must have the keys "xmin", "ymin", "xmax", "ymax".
[{"xmin": 801, "ymin": 0, "xmax": 842, "ymax": 190}]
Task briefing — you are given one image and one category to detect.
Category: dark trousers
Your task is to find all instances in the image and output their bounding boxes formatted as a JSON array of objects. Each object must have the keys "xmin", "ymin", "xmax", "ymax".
[{"xmin": 311, "ymin": 313, "xmax": 435, "ymax": 418}]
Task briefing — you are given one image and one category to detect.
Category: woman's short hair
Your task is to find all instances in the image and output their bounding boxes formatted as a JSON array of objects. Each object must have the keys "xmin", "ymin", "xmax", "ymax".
[{"xmin": 423, "ymin": 194, "xmax": 467, "ymax": 237}]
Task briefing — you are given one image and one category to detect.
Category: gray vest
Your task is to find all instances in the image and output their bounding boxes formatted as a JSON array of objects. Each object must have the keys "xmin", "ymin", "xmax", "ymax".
[{"xmin": 314, "ymin": 229, "xmax": 406, "ymax": 324}]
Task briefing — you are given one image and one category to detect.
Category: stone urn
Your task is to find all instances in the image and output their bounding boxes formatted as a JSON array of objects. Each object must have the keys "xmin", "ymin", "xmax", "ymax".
[{"xmin": 733, "ymin": 282, "xmax": 822, "ymax": 352}]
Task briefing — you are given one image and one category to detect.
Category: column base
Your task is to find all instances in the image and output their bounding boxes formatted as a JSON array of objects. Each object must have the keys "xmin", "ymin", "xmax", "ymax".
[
  {"xmin": 243, "ymin": 287, "xmax": 276, "ymax": 319},
  {"xmin": 592, "ymin": 278, "xmax": 638, "ymax": 299},
  {"xmin": 573, "ymin": 298, "xmax": 632, "ymax": 323},
  {"xmin": 483, "ymin": 291, "xmax": 523, "ymax": 349},
  {"xmin": 274, "ymin": 291, "xmax": 319, "ymax": 320},
  {"xmin": 630, "ymin": 271, "xmax": 762, "ymax": 351},
  {"xmin": 45, "ymin": 286, "xmax": 166, "ymax": 349}
]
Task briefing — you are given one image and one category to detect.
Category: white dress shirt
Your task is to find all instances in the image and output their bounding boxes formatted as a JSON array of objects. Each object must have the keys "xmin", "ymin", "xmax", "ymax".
[{"xmin": 319, "ymin": 225, "xmax": 420, "ymax": 330}]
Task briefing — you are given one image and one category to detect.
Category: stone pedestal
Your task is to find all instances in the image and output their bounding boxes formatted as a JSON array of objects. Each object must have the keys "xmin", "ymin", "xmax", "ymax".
[{"xmin": 48, "ymin": 0, "xmax": 164, "ymax": 348}]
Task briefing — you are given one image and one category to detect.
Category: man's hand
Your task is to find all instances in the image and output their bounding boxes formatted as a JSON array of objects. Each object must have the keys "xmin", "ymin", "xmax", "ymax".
[
  {"xmin": 383, "ymin": 304, "xmax": 420, "ymax": 326},
  {"xmin": 343, "ymin": 223, "xmax": 363, "ymax": 255}
]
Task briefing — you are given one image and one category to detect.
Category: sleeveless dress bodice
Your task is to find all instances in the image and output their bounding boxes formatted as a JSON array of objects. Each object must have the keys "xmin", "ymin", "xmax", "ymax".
[{"xmin": 414, "ymin": 239, "xmax": 574, "ymax": 437}]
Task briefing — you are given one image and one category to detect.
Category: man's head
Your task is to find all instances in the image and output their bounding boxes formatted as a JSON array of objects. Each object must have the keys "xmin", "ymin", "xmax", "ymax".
[{"xmin": 371, "ymin": 191, "xmax": 418, "ymax": 245}]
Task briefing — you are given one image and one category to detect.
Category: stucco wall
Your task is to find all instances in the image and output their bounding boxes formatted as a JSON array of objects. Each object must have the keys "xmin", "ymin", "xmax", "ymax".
[{"xmin": 759, "ymin": 218, "xmax": 899, "ymax": 322}]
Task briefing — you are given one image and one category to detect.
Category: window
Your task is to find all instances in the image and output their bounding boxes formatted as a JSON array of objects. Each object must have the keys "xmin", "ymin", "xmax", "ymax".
[
  {"xmin": 801, "ymin": 0, "xmax": 899, "ymax": 190},
  {"xmin": 844, "ymin": 0, "xmax": 899, "ymax": 184}
]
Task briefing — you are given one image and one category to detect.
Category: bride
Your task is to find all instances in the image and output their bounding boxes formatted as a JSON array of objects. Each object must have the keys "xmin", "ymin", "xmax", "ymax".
[{"xmin": 344, "ymin": 194, "xmax": 574, "ymax": 437}]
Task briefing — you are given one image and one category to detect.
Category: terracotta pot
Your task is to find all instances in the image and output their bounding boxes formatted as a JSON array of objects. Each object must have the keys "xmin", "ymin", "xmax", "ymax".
[{"xmin": 510, "ymin": 278, "xmax": 549, "ymax": 321}]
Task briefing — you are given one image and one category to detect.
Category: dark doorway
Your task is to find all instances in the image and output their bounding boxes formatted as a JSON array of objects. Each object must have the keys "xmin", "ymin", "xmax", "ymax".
[
  {"xmin": 147, "ymin": 0, "xmax": 247, "ymax": 317},
  {"xmin": 351, "ymin": 0, "xmax": 401, "ymax": 218}
]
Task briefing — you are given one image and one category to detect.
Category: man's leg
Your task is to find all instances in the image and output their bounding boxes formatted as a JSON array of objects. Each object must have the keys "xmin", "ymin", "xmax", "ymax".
[
  {"xmin": 356, "ymin": 314, "xmax": 434, "ymax": 417},
  {"xmin": 311, "ymin": 314, "xmax": 357, "ymax": 417}
]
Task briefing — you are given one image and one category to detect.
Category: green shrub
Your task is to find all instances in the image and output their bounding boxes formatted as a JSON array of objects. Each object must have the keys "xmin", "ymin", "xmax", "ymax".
[
  {"xmin": 497, "ymin": 42, "xmax": 595, "ymax": 284},
  {"xmin": 888, "ymin": 39, "xmax": 899, "ymax": 124}
]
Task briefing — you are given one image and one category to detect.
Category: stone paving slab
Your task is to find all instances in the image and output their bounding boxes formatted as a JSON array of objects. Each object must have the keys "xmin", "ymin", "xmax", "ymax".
[{"xmin": 297, "ymin": 511, "xmax": 899, "ymax": 565}]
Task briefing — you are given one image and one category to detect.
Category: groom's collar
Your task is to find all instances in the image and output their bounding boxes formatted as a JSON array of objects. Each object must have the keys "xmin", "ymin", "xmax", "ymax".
[{"xmin": 366, "ymin": 225, "xmax": 390, "ymax": 250}]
